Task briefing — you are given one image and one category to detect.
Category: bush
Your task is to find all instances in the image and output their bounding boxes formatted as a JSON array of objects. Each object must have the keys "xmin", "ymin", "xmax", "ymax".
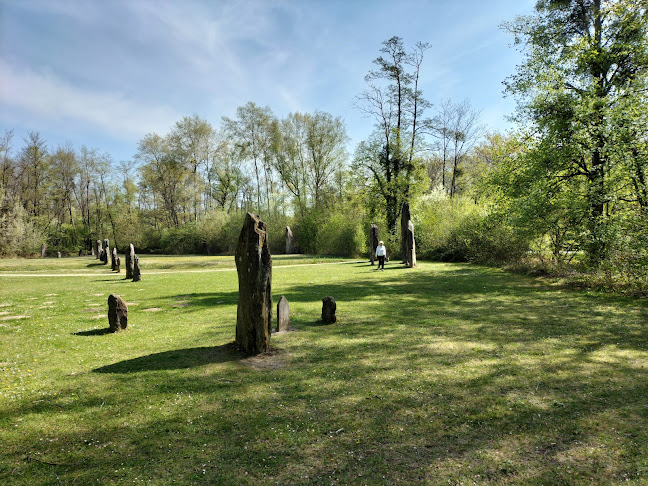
[
  {"xmin": 0, "ymin": 201, "xmax": 45, "ymax": 257},
  {"xmin": 317, "ymin": 212, "xmax": 365, "ymax": 257},
  {"xmin": 413, "ymin": 193, "xmax": 529, "ymax": 264}
]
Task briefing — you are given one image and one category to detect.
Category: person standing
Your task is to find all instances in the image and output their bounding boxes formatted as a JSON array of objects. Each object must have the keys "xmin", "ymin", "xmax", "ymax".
[{"xmin": 375, "ymin": 240, "xmax": 387, "ymax": 271}]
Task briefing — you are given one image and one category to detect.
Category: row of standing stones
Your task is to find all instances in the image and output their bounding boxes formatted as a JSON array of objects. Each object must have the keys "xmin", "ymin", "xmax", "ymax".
[
  {"xmin": 93, "ymin": 240, "xmax": 141, "ymax": 282},
  {"xmin": 107, "ymin": 207, "xmax": 415, "ymax": 348}
]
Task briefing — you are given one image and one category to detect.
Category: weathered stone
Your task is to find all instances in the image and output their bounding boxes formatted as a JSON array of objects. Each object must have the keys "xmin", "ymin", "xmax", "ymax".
[
  {"xmin": 57, "ymin": 251, "xmax": 61, "ymax": 258},
  {"xmin": 132, "ymin": 255, "xmax": 141, "ymax": 282},
  {"xmin": 401, "ymin": 202, "xmax": 411, "ymax": 263},
  {"xmin": 41, "ymin": 243, "xmax": 47, "ymax": 258},
  {"xmin": 370, "ymin": 224, "xmax": 379, "ymax": 265},
  {"xmin": 125, "ymin": 244, "xmax": 135, "ymax": 279},
  {"xmin": 235, "ymin": 212, "xmax": 272, "ymax": 355},
  {"xmin": 111, "ymin": 247, "xmax": 117, "ymax": 271},
  {"xmin": 107, "ymin": 294, "xmax": 128, "ymax": 332},
  {"xmin": 276, "ymin": 296, "xmax": 290, "ymax": 332},
  {"xmin": 406, "ymin": 220, "xmax": 416, "ymax": 268},
  {"xmin": 115, "ymin": 256, "xmax": 121, "ymax": 273},
  {"xmin": 322, "ymin": 296, "xmax": 337, "ymax": 323},
  {"xmin": 102, "ymin": 239, "xmax": 109, "ymax": 265},
  {"xmin": 91, "ymin": 246, "xmax": 95, "ymax": 256},
  {"xmin": 285, "ymin": 226, "xmax": 293, "ymax": 254},
  {"xmin": 96, "ymin": 240, "xmax": 102, "ymax": 259}
]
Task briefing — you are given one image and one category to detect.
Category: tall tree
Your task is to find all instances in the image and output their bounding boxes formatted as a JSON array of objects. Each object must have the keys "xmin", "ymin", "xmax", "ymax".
[
  {"xmin": 49, "ymin": 143, "xmax": 78, "ymax": 225},
  {"xmin": 503, "ymin": 0, "xmax": 648, "ymax": 262},
  {"xmin": 223, "ymin": 102, "xmax": 275, "ymax": 215},
  {"xmin": 355, "ymin": 36, "xmax": 431, "ymax": 232},
  {"xmin": 429, "ymin": 99, "xmax": 483, "ymax": 197},
  {"xmin": 169, "ymin": 115, "xmax": 214, "ymax": 221},
  {"xmin": 17, "ymin": 132, "xmax": 49, "ymax": 220}
]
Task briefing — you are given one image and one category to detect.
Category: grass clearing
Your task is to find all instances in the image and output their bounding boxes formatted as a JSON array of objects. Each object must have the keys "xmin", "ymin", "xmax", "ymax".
[{"xmin": 1, "ymin": 255, "xmax": 648, "ymax": 484}]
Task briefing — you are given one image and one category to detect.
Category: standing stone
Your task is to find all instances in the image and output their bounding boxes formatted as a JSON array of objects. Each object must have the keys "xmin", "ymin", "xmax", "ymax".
[
  {"xmin": 406, "ymin": 220, "xmax": 416, "ymax": 268},
  {"xmin": 125, "ymin": 244, "xmax": 135, "ymax": 279},
  {"xmin": 370, "ymin": 224, "xmax": 379, "ymax": 265},
  {"xmin": 235, "ymin": 212, "xmax": 272, "ymax": 355},
  {"xmin": 40, "ymin": 243, "xmax": 47, "ymax": 258},
  {"xmin": 322, "ymin": 296, "xmax": 337, "ymax": 324},
  {"xmin": 132, "ymin": 255, "xmax": 141, "ymax": 282},
  {"xmin": 107, "ymin": 294, "xmax": 128, "ymax": 332},
  {"xmin": 91, "ymin": 246, "xmax": 95, "ymax": 256},
  {"xmin": 401, "ymin": 202, "xmax": 411, "ymax": 263},
  {"xmin": 102, "ymin": 239, "xmax": 109, "ymax": 265},
  {"xmin": 96, "ymin": 240, "xmax": 102, "ymax": 260},
  {"xmin": 57, "ymin": 251, "xmax": 61, "ymax": 258},
  {"xmin": 111, "ymin": 247, "xmax": 117, "ymax": 271},
  {"xmin": 115, "ymin": 256, "xmax": 121, "ymax": 273},
  {"xmin": 285, "ymin": 226, "xmax": 294, "ymax": 254},
  {"xmin": 276, "ymin": 296, "xmax": 290, "ymax": 332}
]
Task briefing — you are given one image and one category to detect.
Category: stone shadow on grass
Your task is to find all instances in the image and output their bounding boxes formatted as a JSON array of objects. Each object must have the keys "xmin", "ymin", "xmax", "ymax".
[
  {"xmin": 74, "ymin": 328, "xmax": 113, "ymax": 336},
  {"xmin": 85, "ymin": 262, "xmax": 107, "ymax": 268},
  {"xmin": 93, "ymin": 343, "xmax": 240, "ymax": 373}
]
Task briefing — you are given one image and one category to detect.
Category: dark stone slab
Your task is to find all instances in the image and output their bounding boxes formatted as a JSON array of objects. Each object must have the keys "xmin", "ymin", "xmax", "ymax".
[
  {"xmin": 111, "ymin": 247, "xmax": 117, "ymax": 271},
  {"xmin": 102, "ymin": 239, "xmax": 109, "ymax": 265},
  {"xmin": 235, "ymin": 212, "xmax": 272, "ymax": 355},
  {"xmin": 322, "ymin": 296, "xmax": 336, "ymax": 323},
  {"xmin": 115, "ymin": 256, "xmax": 121, "ymax": 273},
  {"xmin": 125, "ymin": 244, "xmax": 135, "ymax": 279},
  {"xmin": 108, "ymin": 294, "xmax": 128, "ymax": 332},
  {"xmin": 370, "ymin": 224, "xmax": 379, "ymax": 265},
  {"xmin": 401, "ymin": 202, "xmax": 411, "ymax": 263},
  {"xmin": 132, "ymin": 255, "xmax": 141, "ymax": 282}
]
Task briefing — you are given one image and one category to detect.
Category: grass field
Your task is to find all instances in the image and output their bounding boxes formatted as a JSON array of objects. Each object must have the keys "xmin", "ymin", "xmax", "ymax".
[{"xmin": 1, "ymin": 254, "xmax": 648, "ymax": 485}]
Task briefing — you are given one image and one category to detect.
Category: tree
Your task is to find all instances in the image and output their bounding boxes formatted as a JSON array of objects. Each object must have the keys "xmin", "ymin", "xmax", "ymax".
[
  {"xmin": 429, "ymin": 99, "xmax": 483, "ymax": 197},
  {"xmin": 169, "ymin": 115, "xmax": 214, "ymax": 220},
  {"xmin": 355, "ymin": 36, "xmax": 431, "ymax": 233},
  {"xmin": 136, "ymin": 133, "xmax": 189, "ymax": 227},
  {"xmin": 17, "ymin": 132, "xmax": 49, "ymax": 220},
  {"xmin": 503, "ymin": 0, "xmax": 648, "ymax": 262},
  {"xmin": 223, "ymin": 102, "xmax": 275, "ymax": 215},
  {"xmin": 49, "ymin": 143, "xmax": 78, "ymax": 225}
]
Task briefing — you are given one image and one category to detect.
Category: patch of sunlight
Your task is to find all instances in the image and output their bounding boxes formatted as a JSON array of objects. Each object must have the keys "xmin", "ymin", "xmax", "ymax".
[
  {"xmin": 425, "ymin": 340, "xmax": 498, "ymax": 354},
  {"xmin": 588, "ymin": 346, "xmax": 648, "ymax": 367}
]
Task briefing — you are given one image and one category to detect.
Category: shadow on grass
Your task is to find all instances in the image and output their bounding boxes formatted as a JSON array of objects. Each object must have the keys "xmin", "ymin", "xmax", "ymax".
[
  {"xmin": 74, "ymin": 328, "xmax": 113, "ymax": 336},
  {"xmin": 86, "ymin": 262, "xmax": 108, "ymax": 268},
  {"xmin": 93, "ymin": 343, "xmax": 240, "ymax": 373}
]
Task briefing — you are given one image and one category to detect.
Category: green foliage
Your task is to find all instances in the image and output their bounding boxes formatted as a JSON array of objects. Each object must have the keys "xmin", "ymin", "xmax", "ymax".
[
  {"xmin": 413, "ymin": 192, "xmax": 529, "ymax": 264},
  {"xmin": 0, "ymin": 200, "xmax": 44, "ymax": 256}
]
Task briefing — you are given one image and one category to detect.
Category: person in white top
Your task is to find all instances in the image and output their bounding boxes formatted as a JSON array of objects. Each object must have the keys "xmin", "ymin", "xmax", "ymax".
[{"xmin": 375, "ymin": 240, "xmax": 387, "ymax": 271}]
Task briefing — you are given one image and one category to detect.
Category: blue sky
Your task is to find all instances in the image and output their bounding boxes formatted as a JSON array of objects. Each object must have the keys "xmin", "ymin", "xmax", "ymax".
[{"xmin": 0, "ymin": 0, "xmax": 536, "ymax": 163}]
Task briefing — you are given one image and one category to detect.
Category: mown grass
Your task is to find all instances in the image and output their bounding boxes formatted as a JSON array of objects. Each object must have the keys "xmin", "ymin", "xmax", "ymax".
[{"xmin": 1, "ymin": 255, "xmax": 648, "ymax": 485}]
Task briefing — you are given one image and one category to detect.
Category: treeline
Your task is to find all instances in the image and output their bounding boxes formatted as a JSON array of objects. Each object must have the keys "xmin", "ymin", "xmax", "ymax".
[
  {"xmin": 2, "ymin": 0, "xmax": 648, "ymax": 294},
  {"xmin": 0, "ymin": 95, "xmax": 488, "ymax": 259}
]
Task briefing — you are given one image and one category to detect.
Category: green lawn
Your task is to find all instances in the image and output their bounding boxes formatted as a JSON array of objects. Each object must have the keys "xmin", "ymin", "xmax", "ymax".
[{"xmin": 1, "ymin": 255, "xmax": 647, "ymax": 484}]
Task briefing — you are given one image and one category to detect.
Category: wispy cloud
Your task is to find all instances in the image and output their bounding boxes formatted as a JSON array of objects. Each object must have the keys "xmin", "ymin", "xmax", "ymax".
[{"xmin": 0, "ymin": 59, "xmax": 182, "ymax": 140}]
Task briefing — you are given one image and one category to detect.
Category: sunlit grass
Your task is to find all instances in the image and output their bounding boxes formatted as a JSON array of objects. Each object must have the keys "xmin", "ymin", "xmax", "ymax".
[{"xmin": 1, "ymin": 256, "xmax": 647, "ymax": 484}]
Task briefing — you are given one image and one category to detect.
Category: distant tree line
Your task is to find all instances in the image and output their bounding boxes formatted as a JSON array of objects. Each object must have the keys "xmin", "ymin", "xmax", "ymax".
[{"xmin": 2, "ymin": 1, "xmax": 647, "ymax": 293}]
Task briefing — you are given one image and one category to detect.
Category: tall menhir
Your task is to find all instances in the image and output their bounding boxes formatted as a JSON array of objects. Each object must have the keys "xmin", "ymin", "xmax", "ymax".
[{"xmin": 235, "ymin": 213, "xmax": 272, "ymax": 355}]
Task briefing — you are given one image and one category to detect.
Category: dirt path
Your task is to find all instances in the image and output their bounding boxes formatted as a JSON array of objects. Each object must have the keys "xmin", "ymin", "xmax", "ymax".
[{"xmin": 0, "ymin": 260, "xmax": 363, "ymax": 277}]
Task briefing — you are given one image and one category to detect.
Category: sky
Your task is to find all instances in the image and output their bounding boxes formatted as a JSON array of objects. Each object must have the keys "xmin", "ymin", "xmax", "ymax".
[{"xmin": 0, "ymin": 0, "xmax": 537, "ymax": 164}]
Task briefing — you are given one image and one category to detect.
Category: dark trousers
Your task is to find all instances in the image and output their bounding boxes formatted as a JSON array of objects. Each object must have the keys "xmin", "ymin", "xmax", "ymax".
[{"xmin": 377, "ymin": 255, "xmax": 385, "ymax": 269}]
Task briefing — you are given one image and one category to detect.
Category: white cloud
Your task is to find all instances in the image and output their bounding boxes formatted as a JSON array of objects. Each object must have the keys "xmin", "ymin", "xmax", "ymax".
[{"xmin": 0, "ymin": 59, "xmax": 182, "ymax": 140}]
